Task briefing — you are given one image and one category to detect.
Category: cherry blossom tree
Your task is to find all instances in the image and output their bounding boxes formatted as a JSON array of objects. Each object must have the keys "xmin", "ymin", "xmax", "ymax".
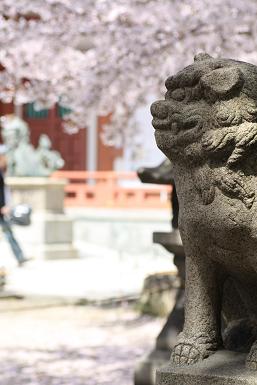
[{"xmin": 0, "ymin": 0, "xmax": 257, "ymax": 147}]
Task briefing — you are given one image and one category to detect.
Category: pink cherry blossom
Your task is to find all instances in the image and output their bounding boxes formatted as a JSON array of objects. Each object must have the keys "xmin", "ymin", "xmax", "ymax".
[{"xmin": 0, "ymin": 1, "xmax": 257, "ymax": 147}]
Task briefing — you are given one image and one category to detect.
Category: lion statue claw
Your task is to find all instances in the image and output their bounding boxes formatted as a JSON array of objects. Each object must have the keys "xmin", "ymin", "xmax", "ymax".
[
  {"xmin": 152, "ymin": 53, "xmax": 257, "ymax": 369},
  {"xmin": 171, "ymin": 331, "xmax": 221, "ymax": 366}
]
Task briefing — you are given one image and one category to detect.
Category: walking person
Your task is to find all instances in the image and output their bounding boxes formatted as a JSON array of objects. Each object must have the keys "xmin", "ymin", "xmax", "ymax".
[{"xmin": 0, "ymin": 145, "xmax": 28, "ymax": 266}]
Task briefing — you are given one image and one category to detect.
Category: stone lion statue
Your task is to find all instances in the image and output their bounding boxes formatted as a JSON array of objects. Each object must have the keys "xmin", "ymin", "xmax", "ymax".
[{"xmin": 152, "ymin": 53, "xmax": 257, "ymax": 370}]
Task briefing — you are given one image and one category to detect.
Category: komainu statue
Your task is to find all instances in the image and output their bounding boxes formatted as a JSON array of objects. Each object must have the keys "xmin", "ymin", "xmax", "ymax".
[{"xmin": 152, "ymin": 53, "xmax": 257, "ymax": 370}]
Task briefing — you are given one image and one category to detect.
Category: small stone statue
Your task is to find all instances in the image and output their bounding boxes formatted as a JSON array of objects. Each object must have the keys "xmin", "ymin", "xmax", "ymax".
[
  {"xmin": 0, "ymin": 115, "xmax": 64, "ymax": 176},
  {"xmin": 152, "ymin": 53, "xmax": 257, "ymax": 370},
  {"xmin": 36, "ymin": 134, "xmax": 64, "ymax": 176}
]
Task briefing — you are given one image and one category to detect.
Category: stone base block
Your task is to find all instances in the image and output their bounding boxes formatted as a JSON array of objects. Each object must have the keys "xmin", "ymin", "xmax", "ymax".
[
  {"xmin": 7, "ymin": 177, "xmax": 66, "ymax": 213},
  {"xmin": 13, "ymin": 213, "xmax": 77, "ymax": 260},
  {"xmin": 15, "ymin": 213, "xmax": 73, "ymax": 244},
  {"xmin": 135, "ymin": 349, "xmax": 170, "ymax": 385},
  {"xmin": 157, "ymin": 350, "xmax": 257, "ymax": 385},
  {"xmin": 33, "ymin": 244, "xmax": 78, "ymax": 260}
]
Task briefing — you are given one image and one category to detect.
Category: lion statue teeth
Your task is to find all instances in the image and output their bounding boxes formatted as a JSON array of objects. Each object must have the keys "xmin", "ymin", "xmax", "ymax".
[{"xmin": 152, "ymin": 53, "xmax": 257, "ymax": 370}]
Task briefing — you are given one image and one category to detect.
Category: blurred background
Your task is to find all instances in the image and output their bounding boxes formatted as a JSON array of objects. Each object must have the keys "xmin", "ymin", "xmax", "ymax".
[{"xmin": 0, "ymin": 1, "xmax": 256, "ymax": 384}]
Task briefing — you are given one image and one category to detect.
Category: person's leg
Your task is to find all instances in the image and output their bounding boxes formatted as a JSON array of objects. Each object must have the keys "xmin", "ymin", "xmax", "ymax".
[{"xmin": 1, "ymin": 218, "xmax": 26, "ymax": 264}]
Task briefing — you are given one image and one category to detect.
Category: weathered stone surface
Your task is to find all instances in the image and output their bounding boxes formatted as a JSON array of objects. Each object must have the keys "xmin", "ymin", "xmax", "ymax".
[
  {"xmin": 152, "ymin": 53, "xmax": 257, "ymax": 373},
  {"xmin": 157, "ymin": 350, "xmax": 257, "ymax": 385}
]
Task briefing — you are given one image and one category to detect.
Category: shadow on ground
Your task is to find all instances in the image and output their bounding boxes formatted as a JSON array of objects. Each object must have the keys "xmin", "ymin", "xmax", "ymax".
[{"xmin": 0, "ymin": 301, "xmax": 164, "ymax": 385}]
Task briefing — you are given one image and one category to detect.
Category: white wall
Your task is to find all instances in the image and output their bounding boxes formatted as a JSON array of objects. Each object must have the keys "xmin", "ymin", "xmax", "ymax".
[{"xmin": 115, "ymin": 100, "xmax": 165, "ymax": 171}]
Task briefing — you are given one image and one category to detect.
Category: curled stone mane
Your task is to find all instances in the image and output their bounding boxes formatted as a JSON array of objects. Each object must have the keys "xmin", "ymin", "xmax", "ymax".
[{"xmin": 202, "ymin": 120, "xmax": 257, "ymax": 209}]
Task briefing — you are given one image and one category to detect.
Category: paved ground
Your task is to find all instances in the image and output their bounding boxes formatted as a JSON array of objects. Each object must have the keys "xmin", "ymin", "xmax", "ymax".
[
  {"xmin": 0, "ymin": 299, "xmax": 164, "ymax": 385},
  {"xmin": 2, "ymin": 250, "xmax": 173, "ymax": 301},
  {"xmin": 0, "ymin": 207, "xmax": 174, "ymax": 300}
]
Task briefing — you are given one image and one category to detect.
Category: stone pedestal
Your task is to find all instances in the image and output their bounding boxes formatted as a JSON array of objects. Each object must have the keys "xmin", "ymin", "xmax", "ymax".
[
  {"xmin": 135, "ymin": 350, "xmax": 170, "ymax": 385},
  {"xmin": 6, "ymin": 177, "xmax": 77, "ymax": 260},
  {"xmin": 157, "ymin": 350, "xmax": 257, "ymax": 385},
  {"xmin": 134, "ymin": 230, "xmax": 185, "ymax": 385}
]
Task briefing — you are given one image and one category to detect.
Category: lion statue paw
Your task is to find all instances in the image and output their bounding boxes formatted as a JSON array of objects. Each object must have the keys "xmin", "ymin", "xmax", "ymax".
[{"xmin": 171, "ymin": 333, "xmax": 219, "ymax": 366}]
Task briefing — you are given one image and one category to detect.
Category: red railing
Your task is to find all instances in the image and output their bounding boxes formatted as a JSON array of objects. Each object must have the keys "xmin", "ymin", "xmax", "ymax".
[{"xmin": 52, "ymin": 171, "xmax": 171, "ymax": 209}]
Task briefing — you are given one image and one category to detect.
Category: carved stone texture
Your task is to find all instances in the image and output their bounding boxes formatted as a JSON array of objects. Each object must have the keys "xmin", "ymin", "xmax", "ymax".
[{"xmin": 152, "ymin": 53, "xmax": 257, "ymax": 371}]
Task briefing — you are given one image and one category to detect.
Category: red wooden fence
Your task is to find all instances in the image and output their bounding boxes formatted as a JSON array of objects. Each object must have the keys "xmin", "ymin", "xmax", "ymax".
[{"xmin": 52, "ymin": 171, "xmax": 171, "ymax": 209}]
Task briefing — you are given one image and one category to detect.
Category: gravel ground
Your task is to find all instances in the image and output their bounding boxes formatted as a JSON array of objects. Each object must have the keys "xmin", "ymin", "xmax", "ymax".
[{"xmin": 0, "ymin": 299, "xmax": 164, "ymax": 385}]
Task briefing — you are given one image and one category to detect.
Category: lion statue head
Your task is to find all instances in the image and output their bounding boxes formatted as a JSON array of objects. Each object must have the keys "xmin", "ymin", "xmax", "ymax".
[{"xmin": 152, "ymin": 53, "xmax": 257, "ymax": 208}]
